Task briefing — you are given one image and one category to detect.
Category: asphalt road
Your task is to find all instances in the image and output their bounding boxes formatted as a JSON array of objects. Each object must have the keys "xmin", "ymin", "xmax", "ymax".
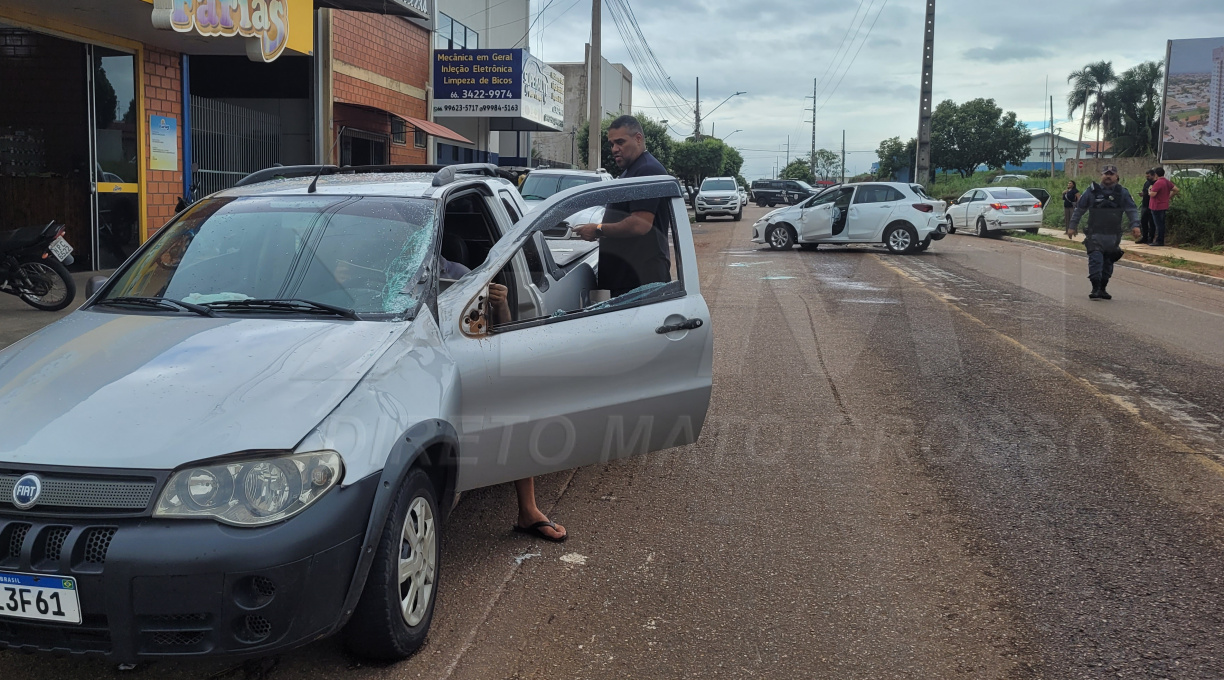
[{"xmin": 4, "ymin": 204, "xmax": 1224, "ymax": 678}]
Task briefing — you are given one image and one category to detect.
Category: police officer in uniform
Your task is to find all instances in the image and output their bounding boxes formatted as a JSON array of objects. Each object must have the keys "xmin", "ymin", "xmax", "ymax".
[{"xmin": 1066, "ymin": 164, "xmax": 1141, "ymax": 300}]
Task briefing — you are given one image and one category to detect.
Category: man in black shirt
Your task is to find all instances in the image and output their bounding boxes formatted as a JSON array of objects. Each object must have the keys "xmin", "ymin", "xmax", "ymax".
[
  {"xmin": 573, "ymin": 115, "xmax": 672, "ymax": 297},
  {"xmin": 1138, "ymin": 168, "xmax": 1156, "ymax": 244}
]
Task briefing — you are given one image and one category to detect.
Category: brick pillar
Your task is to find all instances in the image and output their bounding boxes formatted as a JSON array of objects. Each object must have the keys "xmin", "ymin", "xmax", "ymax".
[{"xmin": 142, "ymin": 46, "xmax": 183, "ymax": 238}]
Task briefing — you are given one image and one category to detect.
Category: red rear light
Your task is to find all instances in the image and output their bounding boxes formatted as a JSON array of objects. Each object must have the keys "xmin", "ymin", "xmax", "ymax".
[
  {"xmin": 912, "ymin": 203, "xmax": 933, "ymax": 212},
  {"xmin": 990, "ymin": 203, "xmax": 1008, "ymax": 210},
  {"xmin": 1033, "ymin": 203, "xmax": 1042, "ymax": 209}
]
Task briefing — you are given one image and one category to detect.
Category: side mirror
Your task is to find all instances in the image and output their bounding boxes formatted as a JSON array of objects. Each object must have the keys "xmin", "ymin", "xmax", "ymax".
[{"xmin": 86, "ymin": 275, "xmax": 108, "ymax": 298}]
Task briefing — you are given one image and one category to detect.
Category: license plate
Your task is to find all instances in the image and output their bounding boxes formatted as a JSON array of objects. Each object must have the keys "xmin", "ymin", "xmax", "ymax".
[
  {"xmin": 49, "ymin": 236, "xmax": 73, "ymax": 262},
  {"xmin": 1011, "ymin": 205, "xmax": 1028, "ymax": 212},
  {"xmin": 0, "ymin": 571, "xmax": 82, "ymax": 625}
]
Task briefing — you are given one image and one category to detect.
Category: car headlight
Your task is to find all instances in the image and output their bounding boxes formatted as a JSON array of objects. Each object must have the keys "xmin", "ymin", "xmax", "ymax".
[{"xmin": 154, "ymin": 451, "xmax": 343, "ymax": 526}]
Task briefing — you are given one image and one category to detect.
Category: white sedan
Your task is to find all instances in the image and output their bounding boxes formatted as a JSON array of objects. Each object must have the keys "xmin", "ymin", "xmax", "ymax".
[
  {"xmin": 751, "ymin": 182, "xmax": 947, "ymax": 253},
  {"xmin": 946, "ymin": 187, "xmax": 1044, "ymax": 236}
]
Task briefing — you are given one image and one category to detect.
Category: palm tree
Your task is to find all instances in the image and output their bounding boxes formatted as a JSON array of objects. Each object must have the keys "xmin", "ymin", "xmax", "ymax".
[
  {"xmin": 1067, "ymin": 61, "xmax": 1117, "ymax": 162},
  {"xmin": 1102, "ymin": 61, "xmax": 1164, "ymax": 157}
]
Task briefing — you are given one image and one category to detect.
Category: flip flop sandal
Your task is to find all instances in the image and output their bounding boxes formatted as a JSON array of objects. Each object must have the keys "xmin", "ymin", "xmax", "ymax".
[{"xmin": 512, "ymin": 520, "xmax": 567, "ymax": 543}]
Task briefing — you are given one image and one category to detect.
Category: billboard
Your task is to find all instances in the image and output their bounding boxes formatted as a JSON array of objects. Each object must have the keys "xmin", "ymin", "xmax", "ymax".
[
  {"xmin": 433, "ymin": 49, "xmax": 564, "ymax": 132},
  {"xmin": 1160, "ymin": 37, "xmax": 1224, "ymax": 163}
]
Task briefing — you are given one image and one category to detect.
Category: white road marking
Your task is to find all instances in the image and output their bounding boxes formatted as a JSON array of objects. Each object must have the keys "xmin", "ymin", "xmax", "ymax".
[{"xmin": 560, "ymin": 553, "xmax": 588, "ymax": 566}]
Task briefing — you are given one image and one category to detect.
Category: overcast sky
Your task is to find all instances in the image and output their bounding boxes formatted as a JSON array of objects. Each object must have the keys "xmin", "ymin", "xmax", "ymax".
[{"xmin": 527, "ymin": 0, "xmax": 1224, "ymax": 178}]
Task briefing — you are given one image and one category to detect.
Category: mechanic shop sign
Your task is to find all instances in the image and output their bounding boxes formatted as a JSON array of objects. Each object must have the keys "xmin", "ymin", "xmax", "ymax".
[
  {"xmin": 151, "ymin": 0, "xmax": 292, "ymax": 62},
  {"xmin": 434, "ymin": 49, "xmax": 565, "ymax": 132}
]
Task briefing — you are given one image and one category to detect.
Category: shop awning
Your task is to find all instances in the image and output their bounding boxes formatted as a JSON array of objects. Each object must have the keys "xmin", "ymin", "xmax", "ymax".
[
  {"xmin": 315, "ymin": 0, "xmax": 430, "ymax": 20},
  {"xmin": 405, "ymin": 116, "xmax": 472, "ymax": 145}
]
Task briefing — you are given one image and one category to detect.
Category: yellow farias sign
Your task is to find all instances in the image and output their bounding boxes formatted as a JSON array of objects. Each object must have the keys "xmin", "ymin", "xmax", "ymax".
[{"xmin": 151, "ymin": 0, "xmax": 291, "ymax": 62}]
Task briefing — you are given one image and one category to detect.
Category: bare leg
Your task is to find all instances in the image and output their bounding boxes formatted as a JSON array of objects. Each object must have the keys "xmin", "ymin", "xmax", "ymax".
[{"xmin": 514, "ymin": 477, "xmax": 566, "ymax": 540}]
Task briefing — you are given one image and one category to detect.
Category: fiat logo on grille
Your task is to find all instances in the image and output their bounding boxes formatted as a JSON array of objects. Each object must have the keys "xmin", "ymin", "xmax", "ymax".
[{"xmin": 12, "ymin": 473, "xmax": 42, "ymax": 510}]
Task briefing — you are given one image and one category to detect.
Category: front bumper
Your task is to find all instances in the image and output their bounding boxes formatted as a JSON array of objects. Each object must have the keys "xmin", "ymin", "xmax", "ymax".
[{"xmin": 0, "ymin": 473, "xmax": 378, "ymax": 663}]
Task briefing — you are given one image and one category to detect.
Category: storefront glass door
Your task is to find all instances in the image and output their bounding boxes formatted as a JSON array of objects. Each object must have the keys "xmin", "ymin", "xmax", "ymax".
[{"xmin": 89, "ymin": 47, "xmax": 139, "ymax": 269}]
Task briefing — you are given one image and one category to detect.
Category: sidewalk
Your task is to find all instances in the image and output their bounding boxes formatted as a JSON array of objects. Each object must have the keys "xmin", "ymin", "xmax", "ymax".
[{"xmin": 1037, "ymin": 228, "xmax": 1224, "ymax": 268}]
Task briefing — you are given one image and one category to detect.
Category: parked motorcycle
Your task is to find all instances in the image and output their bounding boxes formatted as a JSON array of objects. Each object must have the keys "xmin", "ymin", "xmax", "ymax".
[{"xmin": 0, "ymin": 221, "xmax": 77, "ymax": 311}]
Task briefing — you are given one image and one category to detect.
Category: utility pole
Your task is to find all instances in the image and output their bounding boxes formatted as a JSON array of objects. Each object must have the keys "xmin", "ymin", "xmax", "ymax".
[
  {"xmin": 841, "ymin": 130, "xmax": 846, "ymax": 183},
  {"xmin": 693, "ymin": 77, "xmax": 701, "ymax": 140},
  {"xmin": 588, "ymin": 0, "xmax": 602, "ymax": 171},
  {"xmin": 806, "ymin": 77, "xmax": 817, "ymax": 178},
  {"xmin": 1050, "ymin": 96, "xmax": 1055, "ymax": 176},
  {"xmin": 786, "ymin": 135, "xmax": 790, "ymax": 166},
  {"xmin": 914, "ymin": 0, "xmax": 935, "ymax": 184}
]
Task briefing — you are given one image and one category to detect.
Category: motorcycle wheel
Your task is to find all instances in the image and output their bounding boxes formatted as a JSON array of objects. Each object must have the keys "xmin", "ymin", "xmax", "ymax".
[{"xmin": 18, "ymin": 259, "xmax": 76, "ymax": 311}]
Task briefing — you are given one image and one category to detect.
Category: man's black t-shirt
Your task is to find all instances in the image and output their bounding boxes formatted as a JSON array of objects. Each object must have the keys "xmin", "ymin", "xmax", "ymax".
[{"xmin": 600, "ymin": 151, "xmax": 671, "ymax": 294}]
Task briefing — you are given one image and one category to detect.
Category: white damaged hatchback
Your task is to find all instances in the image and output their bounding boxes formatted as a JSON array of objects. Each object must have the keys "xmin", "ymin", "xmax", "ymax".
[{"xmin": 0, "ymin": 164, "xmax": 712, "ymax": 663}]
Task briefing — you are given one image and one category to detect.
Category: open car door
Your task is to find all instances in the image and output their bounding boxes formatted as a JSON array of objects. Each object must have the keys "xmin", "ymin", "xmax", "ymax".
[{"xmin": 440, "ymin": 177, "xmax": 714, "ymax": 492}]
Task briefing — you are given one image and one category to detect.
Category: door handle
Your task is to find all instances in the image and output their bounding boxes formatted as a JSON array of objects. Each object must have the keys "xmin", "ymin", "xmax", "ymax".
[{"xmin": 656, "ymin": 317, "xmax": 703, "ymax": 334}]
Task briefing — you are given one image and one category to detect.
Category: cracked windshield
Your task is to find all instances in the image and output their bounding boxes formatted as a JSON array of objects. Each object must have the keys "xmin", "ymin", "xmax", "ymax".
[
  {"xmin": 104, "ymin": 196, "xmax": 435, "ymax": 316},
  {"xmin": 4, "ymin": 1, "xmax": 1224, "ymax": 679}
]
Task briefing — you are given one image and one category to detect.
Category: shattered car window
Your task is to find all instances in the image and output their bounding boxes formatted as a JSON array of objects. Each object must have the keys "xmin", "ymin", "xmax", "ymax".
[{"xmin": 103, "ymin": 195, "xmax": 437, "ymax": 317}]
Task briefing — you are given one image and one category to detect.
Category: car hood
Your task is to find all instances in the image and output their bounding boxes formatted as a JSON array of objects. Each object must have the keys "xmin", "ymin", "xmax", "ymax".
[
  {"xmin": 0, "ymin": 311, "xmax": 407, "ymax": 470},
  {"xmin": 760, "ymin": 205, "xmax": 794, "ymax": 222}
]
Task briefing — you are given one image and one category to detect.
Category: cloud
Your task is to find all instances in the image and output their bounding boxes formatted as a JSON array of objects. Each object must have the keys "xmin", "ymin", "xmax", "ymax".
[{"xmin": 964, "ymin": 44, "xmax": 1053, "ymax": 63}]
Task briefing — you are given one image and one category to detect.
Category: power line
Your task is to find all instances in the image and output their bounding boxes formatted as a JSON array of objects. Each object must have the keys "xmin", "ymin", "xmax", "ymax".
[
  {"xmin": 811, "ymin": 0, "xmax": 890, "ymax": 118},
  {"xmin": 512, "ymin": 0, "xmax": 555, "ymax": 49}
]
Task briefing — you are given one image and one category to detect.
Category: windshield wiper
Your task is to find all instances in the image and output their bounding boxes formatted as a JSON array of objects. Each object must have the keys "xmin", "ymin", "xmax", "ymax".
[
  {"xmin": 203, "ymin": 298, "xmax": 361, "ymax": 320},
  {"xmin": 521, "ymin": 194, "xmax": 547, "ymax": 200},
  {"xmin": 94, "ymin": 296, "xmax": 216, "ymax": 317}
]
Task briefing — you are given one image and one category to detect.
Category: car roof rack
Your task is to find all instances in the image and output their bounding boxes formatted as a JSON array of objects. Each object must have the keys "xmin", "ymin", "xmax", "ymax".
[{"xmin": 234, "ymin": 163, "xmax": 509, "ymax": 189}]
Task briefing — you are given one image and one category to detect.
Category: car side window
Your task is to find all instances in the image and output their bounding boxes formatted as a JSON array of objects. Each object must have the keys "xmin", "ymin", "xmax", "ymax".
[
  {"xmin": 853, "ymin": 185, "xmax": 889, "ymax": 204},
  {"xmin": 487, "ymin": 200, "xmax": 686, "ymax": 332},
  {"xmin": 498, "ymin": 191, "xmax": 522, "ymax": 222}
]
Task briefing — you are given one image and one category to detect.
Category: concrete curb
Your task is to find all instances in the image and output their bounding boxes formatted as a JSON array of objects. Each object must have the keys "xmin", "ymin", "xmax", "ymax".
[{"xmin": 1000, "ymin": 236, "xmax": 1224, "ymax": 289}]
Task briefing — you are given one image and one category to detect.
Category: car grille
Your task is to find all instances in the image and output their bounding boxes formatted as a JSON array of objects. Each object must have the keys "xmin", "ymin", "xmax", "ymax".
[
  {"xmin": 705, "ymin": 198, "xmax": 728, "ymax": 205},
  {"xmin": 0, "ymin": 472, "xmax": 155, "ymax": 512}
]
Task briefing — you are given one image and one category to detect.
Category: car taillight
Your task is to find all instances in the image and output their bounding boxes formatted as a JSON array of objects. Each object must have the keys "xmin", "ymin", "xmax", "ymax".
[
  {"xmin": 990, "ymin": 203, "xmax": 1008, "ymax": 210},
  {"xmin": 912, "ymin": 203, "xmax": 933, "ymax": 212},
  {"xmin": 1033, "ymin": 203, "xmax": 1042, "ymax": 209}
]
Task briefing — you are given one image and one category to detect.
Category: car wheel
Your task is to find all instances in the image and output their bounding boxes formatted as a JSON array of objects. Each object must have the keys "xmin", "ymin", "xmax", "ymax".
[
  {"xmin": 946, "ymin": 217, "xmax": 956, "ymax": 235},
  {"xmin": 344, "ymin": 467, "xmax": 440, "ymax": 661},
  {"xmin": 884, "ymin": 222, "xmax": 919, "ymax": 254},
  {"xmin": 733, "ymin": 209, "xmax": 743, "ymax": 222},
  {"xmin": 1025, "ymin": 227, "xmax": 1038, "ymax": 234},
  {"xmin": 799, "ymin": 243, "xmax": 820, "ymax": 251},
  {"xmin": 767, "ymin": 201, "xmax": 777, "ymax": 207},
  {"xmin": 766, "ymin": 224, "xmax": 795, "ymax": 250},
  {"xmin": 976, "ymin": 216, "xmax": 990, "ymax": 238},
  {"xmin": 695, "ymin": 213, "xmax": 707, "ymax": 222}
]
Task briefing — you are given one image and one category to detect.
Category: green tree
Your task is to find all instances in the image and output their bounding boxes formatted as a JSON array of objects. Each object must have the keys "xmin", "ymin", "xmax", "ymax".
[
  {"xmin": 1101, "ymin": 61, "xmax": 1164, "ymax": 157},
  {"xmin": 931, "ymin": 98, "xmax": 1029, "ymax": 177},
  {"xmin": 811, "ymin": 149, "xmax": 841, "ymax": 180},
  {"xmin": 1067, "ymin": 61, "xmax": 1117, "ymax": 162},
  {"xmin": 672, "ymin": 137, "xmax": 733, "ymax": 189},
  {"xmin": 578, "ymin": 114, "xmax": 673, "ymax": 176},
  {"xmin": 778, "ymin": 159, "xmax": 815, "ymax": 183},
  {"xmin": 875, "ymin": 136, "xmax": 917, "ymax": 180}
]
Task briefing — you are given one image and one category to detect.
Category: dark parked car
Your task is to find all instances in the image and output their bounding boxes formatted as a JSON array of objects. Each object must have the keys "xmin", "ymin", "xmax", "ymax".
[{"xmin": 750, "ymin": 179, "xmax": 817, "ymax": 207}]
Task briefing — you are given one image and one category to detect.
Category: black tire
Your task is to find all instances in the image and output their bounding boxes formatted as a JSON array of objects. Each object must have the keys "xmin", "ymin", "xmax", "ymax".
[
  {"xmin": 976, "ymin": 216, "xmax": 990, "ymax": 238},
  {"xmin": 733, "ymin": 209, "xmax": 743, "ymax": 222},
  {"xmin": 884, "ymin": 222, "xmax": 919, "ymax": 254},
  {"xmin": 766, "ymin": 224, "xmax": 794, "ymax": 250},
  {"xmin": 344, "ymin": 467, "xmax": 440, "ymax": 661},
  {"xmin": 695, "ymin": 213, "xmax": 707, "ymax": 222},
  {"xmin": 946, "ymin": 217, "xmax": 957, "ymax": 235},
  {"xmin": 18, "ymin": 258, "xmax": 75, "ymax": 311},
  {"xmin": 1025, "ymin": 227, "xmax": 1038, "ymax": 234},
  {"xmin": 799, "ymin": 243, "xmax": 820, "ymax": 251},
  {"xmin": 767, "ymin": 201, "xmax": 777, "ymax": 207},
  {"xmin": 756, "ymin": 200, "xmax": 765, "ymax": 207}
]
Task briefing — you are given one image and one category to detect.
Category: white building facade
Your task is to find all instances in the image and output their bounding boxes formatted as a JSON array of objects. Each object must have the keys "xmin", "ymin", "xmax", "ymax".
[{"xmin": 533, "ymin": 46, "xmax": 634, "ymax": 168}]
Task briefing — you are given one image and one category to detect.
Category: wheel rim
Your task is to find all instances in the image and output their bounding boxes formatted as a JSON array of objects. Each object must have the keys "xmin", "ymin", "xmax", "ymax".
[
  {"xmin": 769, "ymin": 227, "xmax": 789, "ymax": 248},
  {"xmin": 18, "ymin": 262, "xmax": 66, "ymax": 305},
  {"xmin": 888, "ymin": 228, "xmax": 912, "ymax": 251},
  {"xmin": 398, "ymin": 496, "xmax": 436, "ymax": 627}
]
